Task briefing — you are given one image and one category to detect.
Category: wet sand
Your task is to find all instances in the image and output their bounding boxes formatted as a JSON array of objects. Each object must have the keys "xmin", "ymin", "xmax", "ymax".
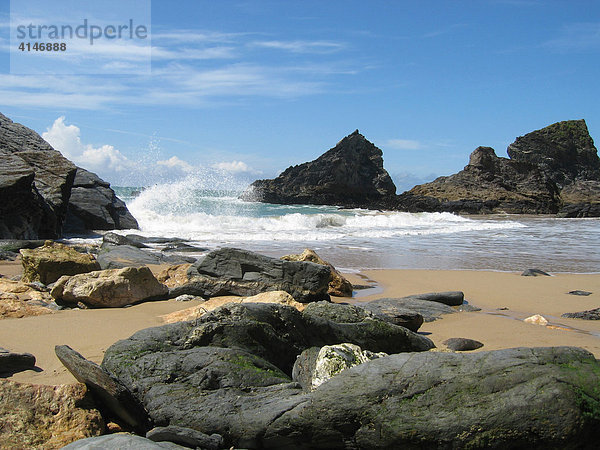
[{"xmin": 1, "ymin": 259, "xmax": 599, "ymax": 385}]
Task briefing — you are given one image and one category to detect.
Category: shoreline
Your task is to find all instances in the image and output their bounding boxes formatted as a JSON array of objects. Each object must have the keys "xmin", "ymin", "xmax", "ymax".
[{"xmin": 1, "ymin": 260, "xmax": 599, "ymax": 385}]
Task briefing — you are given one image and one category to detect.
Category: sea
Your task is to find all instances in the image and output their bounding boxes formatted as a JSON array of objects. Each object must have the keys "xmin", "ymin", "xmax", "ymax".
[{"xmin": 106, "ymin": 183, "xmax": 600, "ymax": 274}]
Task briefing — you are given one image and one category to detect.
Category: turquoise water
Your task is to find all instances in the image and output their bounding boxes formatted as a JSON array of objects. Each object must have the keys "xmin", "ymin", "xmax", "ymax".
[{"xmin": 112, "ymin": 185, "xmax": 600, "ymax": 273}]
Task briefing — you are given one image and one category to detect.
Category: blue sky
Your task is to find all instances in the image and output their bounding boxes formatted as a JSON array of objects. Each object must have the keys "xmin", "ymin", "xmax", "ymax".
[{"xmin": 1, "ymin": 0, "xmax": 599, "ymax": 191}]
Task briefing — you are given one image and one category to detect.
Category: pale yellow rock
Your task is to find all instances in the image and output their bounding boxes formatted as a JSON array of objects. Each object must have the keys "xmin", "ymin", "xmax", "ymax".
[
  {"xmin": 156, "ymin": 263, "xmax": 193, "ymax": 288},
  {"xmin": 161, "ymin": 290, "xmax": 305, "ymax": 324},
  {"xmin": 0, "ymin": 297, "xmax": 55, "ymax": 319},
  {"xmin": 51, "ymin": 266, "xmax": 168, "ymax": 308},
  {"xmin": 524, "ymin": 314, "xmax": 548, "ymax": 326},
  {"xmin": 20, "ymin": 242, "xmax": 100, "ymax": 284},
  {"xmin": 0, "ymin": 379, "xmax": 104, "ymax": 449}
]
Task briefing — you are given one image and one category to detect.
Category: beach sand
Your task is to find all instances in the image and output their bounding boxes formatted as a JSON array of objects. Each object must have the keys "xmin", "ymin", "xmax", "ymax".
[{"xmin": 1, "ymin": 259, "xmax": 599, "ymax": 385}]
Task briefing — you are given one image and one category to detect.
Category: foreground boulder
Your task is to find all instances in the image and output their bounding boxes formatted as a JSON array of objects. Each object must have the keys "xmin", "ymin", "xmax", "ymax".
[
  {"xmin": 281, "ymin": 248, "xmax": 353, "ymax": 297},
  {"xmin": 241, "ymin": 130, "xmax": 397, "ymax": 209},
  {"xmin": 51, "ymin": 266, "xmax": 168, "ymax": 308},
  {"xmin": 20, "ymin": 241, "xmax": 100, "ymax": 284},
  {"xmin": 102, "ymin": 302, "xmax": 433, "ymax": 447},
  {"xmin": 263, "ymin": 347, "xmax": 600, "ymax": 449},
  {"xmin": 173, "ymin": 247, "xmax": 332, "ymax": 302},
  {"xmin": 64, "ymin": 168, "xmax": 139, "ymax": 232},
  {"xmin": 0, "ymin": 379, "xmax": 103, "ymax": 449}
]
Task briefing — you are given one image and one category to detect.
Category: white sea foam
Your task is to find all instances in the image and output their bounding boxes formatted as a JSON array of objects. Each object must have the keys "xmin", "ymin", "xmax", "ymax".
[{"xmin": 126, "ymin": 183, "xmax": 526, "ymax": 244}]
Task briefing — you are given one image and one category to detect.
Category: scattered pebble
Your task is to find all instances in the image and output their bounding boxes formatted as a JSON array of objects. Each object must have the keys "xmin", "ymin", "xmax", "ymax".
[{"xmin": 567, "ymin": 290, "xmax": 592, "ymax": 296}]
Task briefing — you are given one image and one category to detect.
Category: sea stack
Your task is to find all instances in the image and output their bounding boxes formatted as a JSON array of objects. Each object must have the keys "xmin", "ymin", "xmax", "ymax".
[
  {"xmin": 241, "ymin": 130, "xmax": 398, "ymax": 209},
  {"xmin": 0, "ymin": 112, "xmax": 138, "ymax": 239}
]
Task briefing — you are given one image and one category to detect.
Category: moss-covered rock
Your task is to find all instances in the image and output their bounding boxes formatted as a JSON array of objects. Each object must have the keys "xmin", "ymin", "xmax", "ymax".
[{"xmin": 20, "ymin": 241, "xmax": 100, "ymax": 284}]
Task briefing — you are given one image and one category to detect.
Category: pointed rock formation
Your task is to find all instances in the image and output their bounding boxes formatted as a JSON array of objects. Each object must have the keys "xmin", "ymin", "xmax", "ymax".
[{"xmin": 241, "ymin": 130, "xmax": 397, "ymax": 209}]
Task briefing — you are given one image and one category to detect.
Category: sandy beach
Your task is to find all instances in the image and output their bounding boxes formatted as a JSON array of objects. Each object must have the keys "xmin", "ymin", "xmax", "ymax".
[{"xmin": 1, "ymin": 260, "xmax": 599, "ymax": 386}]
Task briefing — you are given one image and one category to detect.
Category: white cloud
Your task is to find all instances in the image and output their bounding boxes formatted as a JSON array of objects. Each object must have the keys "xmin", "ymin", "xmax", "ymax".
[
  {"xmin": 251, "ymin": 40, "xmax": 344, "ymax": 54},
  {"xmin": 157, "ymin": 156, "xmax": 194, "ymax": 172},
  {"xmin": 385, "ymin": 139, "xmax": 423, "ymax": 150},
  {"xmin": 212, "ymin": 160, "xmax": 255, "ymax": 173},
  {"xmin": 544, "ymin": 22, "xmax": 600, "ymax": 52},
  {"xmin": 42, "ymin": 116, "xmax": 132, "ymax": 173}
]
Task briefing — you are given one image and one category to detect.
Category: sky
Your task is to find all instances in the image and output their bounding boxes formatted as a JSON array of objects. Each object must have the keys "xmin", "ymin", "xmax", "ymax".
[{"xmin": 1, "ymin": 0, "xmax": 599, "ymax": 192}]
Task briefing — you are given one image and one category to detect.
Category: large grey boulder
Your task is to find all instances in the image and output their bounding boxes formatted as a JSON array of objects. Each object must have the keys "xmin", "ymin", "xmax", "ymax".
[
  {"xmin": 0, "ymin": 113, "xmax": 76, "ymax": 238},
  {"xmin": 177, "ymin": 247, "xmax": 332, "ymax": 303},
  {"xmin": 102, "ymin": 302, "xmax": 433, "ymax": 447},
  {"xmin": 64, "ymin": 168, "xmax": 138, "ymax": 232},
  {"xmin": 264, "ymin": 347, "xmax": 600, "ymax": 449},
  {"xmin": 0, "ymin": 149, "xmax": 48, "ymax": 239},
  {"xmin": 0, "ymin": 112, "xmax": 138, "ymax": 238}
]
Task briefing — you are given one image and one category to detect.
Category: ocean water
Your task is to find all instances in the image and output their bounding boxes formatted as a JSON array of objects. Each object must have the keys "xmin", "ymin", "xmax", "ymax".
[{"xmin": 112, "ymin": 183, "xmax": 600, "ymax": 273}]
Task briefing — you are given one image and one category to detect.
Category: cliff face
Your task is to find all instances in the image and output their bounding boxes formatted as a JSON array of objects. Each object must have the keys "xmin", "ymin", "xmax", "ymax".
[
  {"xmin": 0, "ymin": 112, "xmax": 138, "ymax": 239},
  {"xmin": 241, "ymin": 130, "xmax": 397, "ymax": 209},
  {"xmin": 398, "ymin": 120, "xmax": 600, "ymax": 217}
]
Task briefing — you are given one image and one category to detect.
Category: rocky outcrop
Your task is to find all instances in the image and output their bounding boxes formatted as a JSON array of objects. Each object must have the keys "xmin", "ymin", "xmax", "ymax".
[
  {"xmin": 101, "ymin": 302, "xmax": 433, "ymax": 447},
  {"xmin": 0, "ymin": 112, "xmax": 76, "ymax": 238},
  {"xmin": 397, "ymin": 120, "xmax": 600, "ymax": 216},
  {"xmin": 0, "ymin": 112, "xmax": 137, "ymax": 238},
  {"xmin": 173, "ymin": 247, "xmax": 332, "ymax": 303},
  {"xmin": 101, "ymin": 320, "xmax": 600, "ymax": 450},
  {"xmin": 263, "ymin": 347, "xmax": 600, "ymax": 448},
  {"xmin": 51, "ymin": 266, "xmax": 168, "ymax": 308},
  {"xmin": 241, "ymin": 130, "xmax": 397, "ymax": 209},
  {"xmin": 0, "ymin": 379, "xmax": 104, "ymax": 449},
  {"xmin": 20, "ymin": 241, "xmax": 100, "ymax": 284},
  {"xmin": 397, "ymin": 146, "xmax": 560, "ymax": 214},
  {"xmin": 64, "ymin": 168, "xmax": 138, "ymax": 233},
  {"xmin": 507, "ymin": 119, "xmax": 600, "ymax": 187},
  {"xmin": 281, "ymin": 249, "xmax": 353, "ymax": 297}
]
